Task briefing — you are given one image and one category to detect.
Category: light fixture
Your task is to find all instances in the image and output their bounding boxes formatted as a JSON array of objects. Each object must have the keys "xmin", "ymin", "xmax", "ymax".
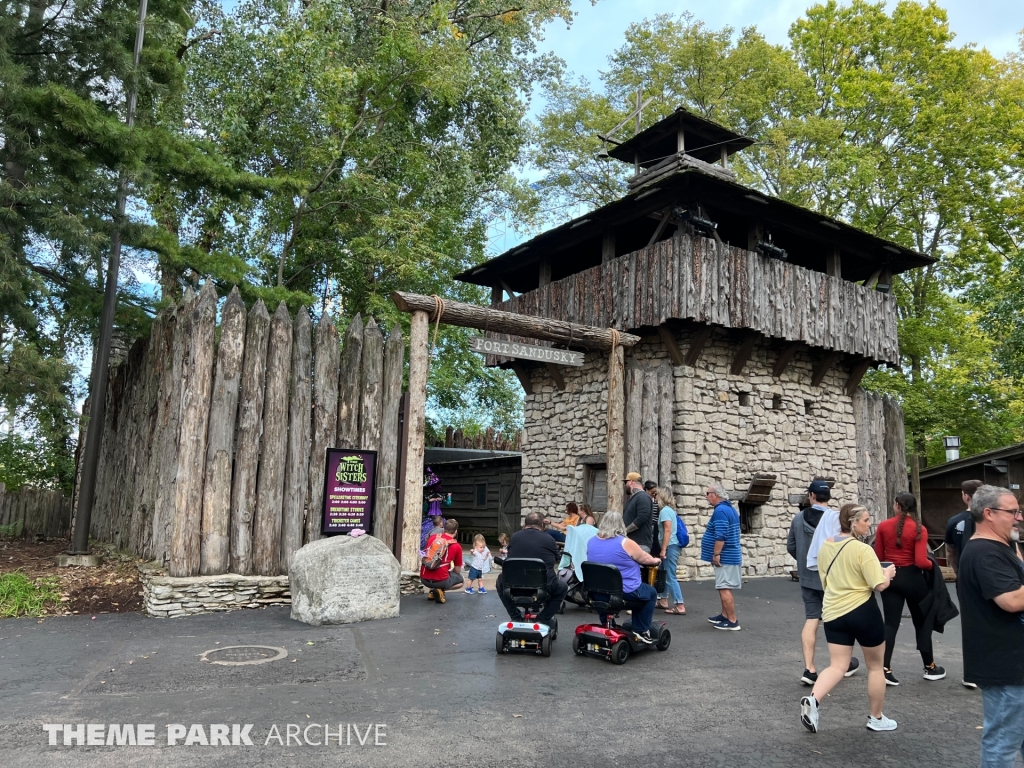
[
  {"xmin": 821, "ymin": 221, "xmax": 841, "ymax": 231},
  {"xmin": 570, "ymin": 218, "xmax": 592, "ymax": 229},
  {"xmin": 756, "ymin": 231, "xmax": 787, "ymax": 261},
  {"xmin": 875, "ymin": 282, "xmax": 891, "ymax": 294},
  {"xmin": 943, "ymin": 436, "xmax": 961, "ymax": 462},
  {"xmin": 673, "ymin": 206, "xmax": 717, "ymax": 237},
  {"xmin": 744, "ymin": 194, "xmax": 769, "ymax": 205}
]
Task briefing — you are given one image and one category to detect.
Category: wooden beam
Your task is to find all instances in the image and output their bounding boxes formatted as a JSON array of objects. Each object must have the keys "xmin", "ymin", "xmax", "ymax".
[
  {"xmin": 498, "ymin": 278, "xmax": 517, "ymax": 299},
  {"xmin": 510, "ymin": 361, "xmax": 533, "ymax": 395},
  {"xmin": 658, "ymin": 325, "xmax": 685, "ymax": 366},
  {"xmin": 747, "ymin": 222, "xmax": 763, "ymax": 252},
  {"xmin": 811, "ymin": 351, "xmax": 840, "ymax": 387},
  {"xmin": 826, "ymin": 245, "xmax": 842, "ymax": 279},
  {"xmin": 730, "ymin": 332, "xmax": 758, "ymax": 376},
  {"xmin": 772, "ymin": 341, "xmax": 801, "ymax": 378},
  {"xmin": 720, "ymin": 145, "xmax": 729, "ymax": 168},
  {"xmin": 400, "ymin": 310, "xmax": 429, "ymax": 571},
  {"xmin": 490, "ymin": 285, "xmax": 502, "ymax": 306},
  {"xmin": 677, "ymin": 127, "xmax": 685, "ymax": 154},
  {"xmin": 846, "ymin": 358, "xmax": 873, "ymax": 396},
  {"xmin": 863, "ymin": 268, "xmax": 882, "ymax": 290},
  {"xmin": 646, "ymin": 209, "xmax": 672, "ymax": 248},
  {"xmin": 539, "ymin": 258, "xmax": 552, "ymax": 288},
  {"xmin": 545, "ymin": 362, "xmax": 566, "ymax": 391},
  {"xmin": 684, "ymin": 325, "xmax": 714, "ymax": 367},
  {"xmin": 391, "ymin": 291, "xmax": 641, "ymax": 351},
  {"xmin": 606, "ymin": 344, "xmax": 625, "ymax": 513},
  {"xmin": 602, "ymin": 232, "xmax": 615, "ymax": 265}
]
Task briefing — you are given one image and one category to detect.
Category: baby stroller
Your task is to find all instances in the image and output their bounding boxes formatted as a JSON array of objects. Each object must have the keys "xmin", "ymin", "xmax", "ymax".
[{"xmin": 557, "ymin": 523, "xmax": 598, "ymax": 610}]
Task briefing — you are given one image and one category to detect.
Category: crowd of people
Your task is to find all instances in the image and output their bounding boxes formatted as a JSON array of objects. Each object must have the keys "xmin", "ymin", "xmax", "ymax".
[{"xmin": 417, "ymin": 475, "xmax": 1024, "ymax": 765}]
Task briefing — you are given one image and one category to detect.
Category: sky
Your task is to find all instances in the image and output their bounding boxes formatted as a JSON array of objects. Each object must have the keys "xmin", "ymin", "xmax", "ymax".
[{"xmin": 483, "ymin": 0, "xmax": 1024, "ymax": 254}]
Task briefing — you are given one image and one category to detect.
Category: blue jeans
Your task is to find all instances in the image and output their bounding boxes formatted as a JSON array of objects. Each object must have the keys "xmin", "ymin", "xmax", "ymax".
[
  {"xmin": 658, "ymin": 543, "xmax": 684, "ymax": 605},
  {"xmin": 599, "ymin": 583, "xmax": 658, "ymax": 634},
  {"xmin": 981, "ymin": 685, "xmax": 1024, "ymax": 767}
]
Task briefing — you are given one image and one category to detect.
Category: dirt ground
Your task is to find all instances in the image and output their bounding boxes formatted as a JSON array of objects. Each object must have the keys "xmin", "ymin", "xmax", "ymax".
[{"xmin": 0, "ymin": 537, "xmax": 143, "ymax": 616}]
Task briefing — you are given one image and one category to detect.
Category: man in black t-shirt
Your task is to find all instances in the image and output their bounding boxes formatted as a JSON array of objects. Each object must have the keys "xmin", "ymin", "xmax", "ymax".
[
  {"xmin": 957, "ymin": 485, "xmax": 1024, "ymax": 767},
  {"xmin": 944, "ymin": 478, "xmax": 984, "ymax": 575},
  {"xmin": 495, "ymin": 512, "xmax": 567, "ymax": 624},
  {"xmin": 623, "ymin": 472, "xmax": 655, "ymax": 552}
]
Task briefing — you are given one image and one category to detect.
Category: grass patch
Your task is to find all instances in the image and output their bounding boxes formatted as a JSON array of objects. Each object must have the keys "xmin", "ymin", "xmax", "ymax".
[{"xmin": 0, "ymin": 571, "xmax": 61, "ymax": 618}]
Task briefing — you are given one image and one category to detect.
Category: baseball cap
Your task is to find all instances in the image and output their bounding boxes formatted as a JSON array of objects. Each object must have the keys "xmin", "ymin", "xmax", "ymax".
[
  {"xmin": 808, "ymin": 480, "xmax": 831, "ymax": 496},
  {"xmin": 625, "ymin": 472, "xmax": 642, "ymax": 482}
]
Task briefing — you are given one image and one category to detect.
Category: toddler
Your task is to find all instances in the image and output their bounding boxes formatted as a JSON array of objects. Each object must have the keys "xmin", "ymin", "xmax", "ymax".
[
  {"xmin": 494, "ymin": 532, "xmax": 510, "ymax": 566},
  {"xmin": 465, "ymin": 534, "xmax": 494, "ymax": 594}
]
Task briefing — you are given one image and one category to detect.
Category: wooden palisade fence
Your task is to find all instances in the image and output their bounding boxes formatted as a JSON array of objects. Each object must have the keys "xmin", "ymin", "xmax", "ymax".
[
  {"xmin": 80, "ymin": 283, "xmax": 405, "ymax": 577},
  {"xmin": 0, "ymin": 484, "xmax": 71, "ymax": 539}
]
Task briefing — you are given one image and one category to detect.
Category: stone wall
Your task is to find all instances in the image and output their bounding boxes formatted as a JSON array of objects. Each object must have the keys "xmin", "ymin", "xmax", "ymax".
[
  {"xmin": 521, "ymin": 325, "xmax": 889, "ymax": 581},
  {"xmin": 140, "ymin": 564, "xmax": 290, "ymax": 618}
]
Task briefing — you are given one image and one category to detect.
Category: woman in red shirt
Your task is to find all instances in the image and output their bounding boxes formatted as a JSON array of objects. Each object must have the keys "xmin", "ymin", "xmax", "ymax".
[{"xmin": 873, "ymin": 492, "xmax": 945, "ymax": 685}]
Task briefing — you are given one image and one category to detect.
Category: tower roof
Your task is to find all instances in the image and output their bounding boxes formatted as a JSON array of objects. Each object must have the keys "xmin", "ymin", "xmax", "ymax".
[{"xmin": 607, "ymin": 107, "xmax": 754, "ymax": 167}]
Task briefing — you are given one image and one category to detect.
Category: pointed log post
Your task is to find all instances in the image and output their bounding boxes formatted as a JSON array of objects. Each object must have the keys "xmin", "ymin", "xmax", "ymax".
[
  {"xmin": 253, "ymin": 302, "xmax": 293, "ymax": 576},
  {"xmin": 200, "ymin": 287, "xmax": 247, "ymax": 575},
  {"xmin": 359, "ymin": 318, "xmax": 384, "ymax": 454},
  {"xmin": 170, "ymin": 283, "xmax": 218, "ymax": 577},
  {"xmin": 375, "ymin": 324, "xmax": 404, "ymax": 548},
  {"xmin": 305, "ymin": 313, "xmax": 340, "ymax": 546},
  {"xmin": 336, "ymin": 314, "xmax": 363, "ymax": 449},
  {"xmin": 229, "ymin": 300, "xmax": 271, "ymax": 575},
  {"xmin": 606, "ymin": 342, "xmax": 625, "ymax": 514},
  {"xmin": 400, "ymin": 310, "xmax": 429, "ymax": 571},
  {"xmin": 281, "ymin": 307, "xmax": 312, "ymax": 572}
]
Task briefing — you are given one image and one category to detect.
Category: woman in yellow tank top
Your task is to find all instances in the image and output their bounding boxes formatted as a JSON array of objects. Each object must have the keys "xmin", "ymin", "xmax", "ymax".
[{"xmin": 800, "ymin": 504, "xmax": 897, "ymax": 734}]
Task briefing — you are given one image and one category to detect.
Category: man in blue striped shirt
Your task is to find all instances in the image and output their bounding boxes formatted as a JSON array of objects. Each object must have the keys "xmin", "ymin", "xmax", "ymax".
[{"xmin": 701, "ymin": 484, "xmax": 743, "ymax": 631}]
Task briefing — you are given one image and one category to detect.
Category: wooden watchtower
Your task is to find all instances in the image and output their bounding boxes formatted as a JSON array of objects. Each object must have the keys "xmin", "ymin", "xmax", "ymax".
[{"xmin": 454, "ymin": 108, "xmax": 929, "ymax": 579}]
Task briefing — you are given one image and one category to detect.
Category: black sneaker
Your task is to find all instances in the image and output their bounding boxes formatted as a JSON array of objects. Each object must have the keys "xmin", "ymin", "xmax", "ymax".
[
  {"xmin": 923, "ymin": 664, "xmax": 946, "ymax": 681},
  {"xmin": 845, "ymin": 657, "xmax": 861, "ymax": 677},
  {"xmin": 707, "ymin": 613, "xmax": 725, "ymax": 624},
  {"xmin": 633, "ymin": 630, "xmax": 655, "ymax": 645},
  {"xmin": 884, "ymin": 668, "xmax": 899, "ymax": 686},
  {"xmin": 801, "ymin": 669, "xmax": 818, "ymax": 686}
]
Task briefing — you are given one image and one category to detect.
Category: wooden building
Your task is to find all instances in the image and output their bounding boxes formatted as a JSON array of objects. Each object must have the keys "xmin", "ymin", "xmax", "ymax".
[
  {"xmin": 454, "ymin": 107, "xmax": 926, "ymax": 579},
  {"xmin": 423, "ymin": 448, "xmax": 522, "ymax": 543},
  {"xmin": 919, "ymin": 442, "xmax": 1024, "ymax": 543}
]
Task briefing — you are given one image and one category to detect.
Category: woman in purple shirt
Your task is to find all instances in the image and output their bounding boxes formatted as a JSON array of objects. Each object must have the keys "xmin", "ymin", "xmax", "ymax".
[{"xmin": 587, "ymin": 511, "xmax": 663, "ymax": 643}]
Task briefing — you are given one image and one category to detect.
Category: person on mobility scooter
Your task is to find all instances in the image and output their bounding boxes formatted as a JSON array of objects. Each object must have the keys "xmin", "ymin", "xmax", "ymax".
[
  {"xmin": 573, "ymin": 511, "xmax": 671, "ymax": 664},
  {"xmin": 495, "ymin": 558, "xmax": 559, "ymax": 655},
  {"xmin": 495, "ymin": 514, "xmax": 567, "ymax": 644}
]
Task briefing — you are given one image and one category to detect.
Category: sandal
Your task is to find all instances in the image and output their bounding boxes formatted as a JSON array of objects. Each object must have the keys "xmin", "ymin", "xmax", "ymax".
[
  {"xmin": 665, "ymin": 606, "xmax": 687, "ymax": 615},
  {"xmin": 656, "ymin": 600, "xmax": 669, "ymax": 610}
]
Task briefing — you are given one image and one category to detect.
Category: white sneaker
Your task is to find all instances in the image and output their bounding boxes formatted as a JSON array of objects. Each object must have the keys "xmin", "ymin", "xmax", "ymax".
[
  {"xmin": 800, "ymin": 696, "xmax": 819, "ymax": 733},
  {"xmin": 963, "ymin": 680, "xmax": 978, "ymax": 690},
  {"xmin": 867, "ymin": 714, "xmax": 897, "ymax": 731}
]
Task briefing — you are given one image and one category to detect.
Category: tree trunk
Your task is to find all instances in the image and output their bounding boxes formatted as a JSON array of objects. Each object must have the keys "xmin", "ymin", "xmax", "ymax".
[{"xmin": 281, "ymin": 307, "xmax": 312, "ymax": 572}]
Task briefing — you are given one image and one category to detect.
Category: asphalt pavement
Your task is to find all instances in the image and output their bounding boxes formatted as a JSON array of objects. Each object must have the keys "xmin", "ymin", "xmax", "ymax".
[{"xmin": 0, "ymin": 576, "xmax": 988, "ymax": 768}]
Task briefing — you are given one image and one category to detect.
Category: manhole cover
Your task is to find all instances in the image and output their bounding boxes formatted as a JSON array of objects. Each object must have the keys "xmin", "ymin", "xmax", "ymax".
[{"xmin": 199, "ymin": 645, "xmax": 288, "ymax": 666}]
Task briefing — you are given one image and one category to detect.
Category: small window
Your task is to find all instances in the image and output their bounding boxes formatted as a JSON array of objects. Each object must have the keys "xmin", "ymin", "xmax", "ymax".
[
  {"xmin": 737, "ymin": 392, "xmax": 751, "ymax": 406},
  {"xmin": 739, "ymin": 502, "xmax": 761, "ymax": 534},
  {"xmin": 804, "ymin": 400, "xmax": 814, "ymax": 416},
  {"xmin": 771, "ymin": 394, "xmax": 783, "ymax": 410},
  {"xmin": 475, "ymin": 483, "xmax": 488, "ymax": 508}
]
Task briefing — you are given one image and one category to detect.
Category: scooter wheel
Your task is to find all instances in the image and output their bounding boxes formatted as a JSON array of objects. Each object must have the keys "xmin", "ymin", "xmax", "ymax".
[
  {"xmin": 572, "ymin": 635, "xmax": 584, "ymax": 656},
  {"xmin": 611, "ymin": 639, "xmax": 630, "ymax": 665},
  {"xmin": 656, "ymin": 628, "xmax": 671, "ymax": 652},
  {"xmin": 558, "ymin": 600, "xmax": 566, "ymax": 614},
  {"xmin": 495, "ymin": 632, "xmax": 505, "ymax": 655},
  {"xmin": 540, "ymin": 635, "xmax": 551, "ymax": 657}
]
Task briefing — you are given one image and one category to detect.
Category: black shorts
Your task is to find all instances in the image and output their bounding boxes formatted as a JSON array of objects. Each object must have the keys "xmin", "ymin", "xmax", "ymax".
[{"xmin": 823, "ymin": 596, "xmax": 885, "ymax": 648}]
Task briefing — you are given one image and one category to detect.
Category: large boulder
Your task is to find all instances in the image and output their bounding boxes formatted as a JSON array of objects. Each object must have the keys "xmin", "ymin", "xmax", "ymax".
[{"xmin": 289, "ymin": 535, "xmax": 401, "ymax": 625}]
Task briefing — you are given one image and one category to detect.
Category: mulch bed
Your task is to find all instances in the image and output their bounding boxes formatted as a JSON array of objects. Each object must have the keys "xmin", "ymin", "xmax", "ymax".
[{"xmin": 0, "ymin": 537, "xmax": 143, "ymax": 616}]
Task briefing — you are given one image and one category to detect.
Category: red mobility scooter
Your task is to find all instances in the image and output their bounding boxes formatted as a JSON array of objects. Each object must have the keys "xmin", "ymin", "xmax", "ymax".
[{"xmin": 573, "ymin": 562, "xmax": 671, "ymax": 664}]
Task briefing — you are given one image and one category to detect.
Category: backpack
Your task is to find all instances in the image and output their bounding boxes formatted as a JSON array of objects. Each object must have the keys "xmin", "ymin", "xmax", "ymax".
[
  {"xmin": 421, "ymin": 535, "xmax": 451, "ymax": 571},
  {"xmin": 675, "ymin": 515, "xmax": 690, "ymax": 548}
]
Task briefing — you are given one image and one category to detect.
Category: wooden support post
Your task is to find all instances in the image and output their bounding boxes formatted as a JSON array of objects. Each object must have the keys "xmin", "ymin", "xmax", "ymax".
[
  {"xmin": 499, "ymin": 279, "xmax": 516, "ymax": 299},
  {"xmin": 510, "ymin": 361, "xmax": 533, "ymax": 395},
  {"xmin": 375, "ymin": 323, "xmax": 404, "ymax": 549},
  {"xmin": 400, "ymin": 310, "xmax": 429, "ymax": 572},
  {"xmin": 305, "ymin": 312, "xmax": 340, "ymax": 546},
  {"xmin": 280, "ymin": 307, "xmax": 312, "ymax": 574},
  {"xmin": 684, "ymin": 326, "xmax": 713, "ymax": 367},
  {"xmin": 826, "ymin": 245, "xmax": 842, "ymax": 279},
  {"xmin": 647, "ymin": 209, "xmax": 671, "ymax": 248},
  {"xmin": 730, "ymin": 332, "xmax": 758, "ymax": 376},
  {"xmin": 658, "ymin": 325, "xmax": 685, "ymax": 366},
  {"xmin": 491, "ymin": 285, "xmax": 503, "ymax": 306},
  {"xmin": 772, "ymin": 341, "xmax": 801, "ymax": 379},
  {"xmin": 539, "ymin": 259, "xmax": 552, "ymax": 288},
  {"xmin": 606, "ymin": 343, "xmax": 625, "ymax": 514},
  {"xmin": 846, "ymin": 358, "xmax": 873, "ymax": 396},
  {"xmin": 602, "ymin": 232, "xmax": 616, "ymax": 265},
  {"xmin": 336, "ymin": 314, "xmax": 363, "ymax": 449},
  {"xmin": 863, "ymin": 268, "xmax": 882, "ymax": 290},
  {"xmin": 747, "ymin": 222, "xmax": 764, "ymax": 252},
  {"xmin": 545, "ymin": 363, "xmax": 566, "ymax": 390},
  {"xmin": 676, "ymin": 127, "xmax": 685, "ymax": 153},
  {"xmin": 721, "ymin": 145, "xmax": 729, "ymax": 168},
  {"xmin": 811, "ymin": 351, "xmax": 840, "ymax": 388}
]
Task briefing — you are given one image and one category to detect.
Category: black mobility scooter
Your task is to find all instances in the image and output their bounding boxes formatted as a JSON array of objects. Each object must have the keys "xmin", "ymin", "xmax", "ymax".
[
  {"xmin": 573, "ymin": 562, "xmax": 671, "ymax": 664},
  {"xmin": 495, "ymin": 558, "xmax": 558, "ymax": 657}
]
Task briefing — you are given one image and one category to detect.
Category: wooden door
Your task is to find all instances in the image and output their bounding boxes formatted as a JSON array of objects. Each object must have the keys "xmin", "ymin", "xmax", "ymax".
[{"xmin": 498, "ymin": 472, "xmax": 520, "ymax": 537}]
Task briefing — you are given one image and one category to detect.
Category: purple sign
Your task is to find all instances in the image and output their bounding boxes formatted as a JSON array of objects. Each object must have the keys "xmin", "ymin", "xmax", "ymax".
[{"xmin": 321, "ymin": 449, "xmax": 377, "ymax": 535}]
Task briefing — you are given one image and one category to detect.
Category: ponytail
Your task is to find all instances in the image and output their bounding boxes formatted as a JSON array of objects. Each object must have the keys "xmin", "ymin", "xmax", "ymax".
[{"xmin": 893, "ymin": 492, "xmax": 921, "ymax": 547}]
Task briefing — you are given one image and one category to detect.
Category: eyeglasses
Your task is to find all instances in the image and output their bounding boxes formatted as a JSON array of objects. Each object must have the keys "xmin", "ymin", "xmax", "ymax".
[{"xmin": 990, "ymin": 507, "xmax": 1023, "ymax": 519}]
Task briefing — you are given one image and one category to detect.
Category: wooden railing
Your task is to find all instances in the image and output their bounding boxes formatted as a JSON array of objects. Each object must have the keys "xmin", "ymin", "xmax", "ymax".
[{"xmin": 493, "ymin": 234, "xmax": 899, "ymax": 364}]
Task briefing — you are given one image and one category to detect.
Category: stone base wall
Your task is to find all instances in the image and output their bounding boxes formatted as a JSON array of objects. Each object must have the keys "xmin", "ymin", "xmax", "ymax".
[
  {"xmin": 522, "ymin": 326, "xmax": 879, "ymax": 581},
  {"xmin": 140, "ymin": 565, "xmax": 290, "ymax": 618}
]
